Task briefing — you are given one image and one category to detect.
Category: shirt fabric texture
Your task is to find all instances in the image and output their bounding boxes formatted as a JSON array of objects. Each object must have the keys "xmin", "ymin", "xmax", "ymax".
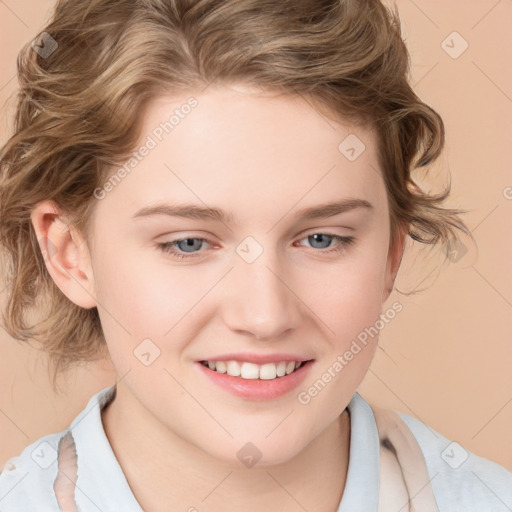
[{"xmin": 0, "ymin": 386, "xmax": 511, "ymax": 511}]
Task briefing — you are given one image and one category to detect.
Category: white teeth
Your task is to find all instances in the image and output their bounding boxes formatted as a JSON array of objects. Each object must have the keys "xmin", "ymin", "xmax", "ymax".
[
  {"xmin": 259, "ymin": 363, "xmax": 277, "ymax": 380},
  {"xmin": 240, "ymin": 362, "xmax": 260, "ymax": 379},
  {"xmin": 203, "ymin": 359, "xmax": 307, "ymax": 379},
  {"xmin": 226, "ymin": 360, "xmax": 241, "ymax": 377},
  {"xmin": 285, "ymin": 361, "xmax": 296, "ymax": 375},
  {"xmin": 215, "ymin": 361, "xmax": 227, "ymax": 373}
]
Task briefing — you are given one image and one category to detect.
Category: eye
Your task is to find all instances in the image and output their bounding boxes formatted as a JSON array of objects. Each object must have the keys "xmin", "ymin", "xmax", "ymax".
[
  {"xmin": 295, "ymin": 233, "xmax": 355, "ymax": 254},
  {"xmin": 156, "ymin": 237, "xmax": 211, "ymax": 260},
  {"xmin": 156, "ymin": 232, "xmax": 356, "ymax": 261}
]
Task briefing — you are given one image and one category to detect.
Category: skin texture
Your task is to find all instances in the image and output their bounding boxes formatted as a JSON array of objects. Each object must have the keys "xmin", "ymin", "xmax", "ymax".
[{"xmin": 31, "ymin": 83, "xmax": 407, "ymax": 512}]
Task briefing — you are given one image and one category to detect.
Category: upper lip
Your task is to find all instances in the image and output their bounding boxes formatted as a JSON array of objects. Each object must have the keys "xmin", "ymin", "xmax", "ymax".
[{"xmin": 198, "ymin": 353, "xmax": 314, "ymax": 365}]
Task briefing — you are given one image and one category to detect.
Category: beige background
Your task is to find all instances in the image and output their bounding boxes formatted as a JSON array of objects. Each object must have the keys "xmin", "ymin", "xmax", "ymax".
[{"xmin": 1, "ymin": 0, "xmax": 511, "ymax": 471}]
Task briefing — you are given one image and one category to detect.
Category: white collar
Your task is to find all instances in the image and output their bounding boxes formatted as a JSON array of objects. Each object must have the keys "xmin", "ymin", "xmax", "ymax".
[{"xmin": 70, "ymin": 386, "xmax": 379, "ymax": 511}]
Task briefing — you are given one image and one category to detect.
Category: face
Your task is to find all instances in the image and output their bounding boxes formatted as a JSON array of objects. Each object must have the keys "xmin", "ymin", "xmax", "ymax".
[{"xmin": 48, "ymin": 84, "xmax": 405, "ymax": 466}]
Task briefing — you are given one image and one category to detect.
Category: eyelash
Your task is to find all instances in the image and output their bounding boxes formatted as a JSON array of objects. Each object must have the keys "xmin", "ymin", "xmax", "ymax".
[{"xmin": 156, "ymin": 233, "xmax": 355, "ymax": 260}]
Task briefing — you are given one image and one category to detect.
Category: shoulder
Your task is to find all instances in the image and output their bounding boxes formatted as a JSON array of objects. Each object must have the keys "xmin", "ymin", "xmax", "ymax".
[
  {"xmin": 0, "ymin": 386, "xmax": 114, "ymax": 512},
  {"xmin": 0, "ymin": 429, "xmax": 66, "ymax": 511},
  {"xmin": 398, "ymin": 411, "xmax": 512, "ymax": 512}
]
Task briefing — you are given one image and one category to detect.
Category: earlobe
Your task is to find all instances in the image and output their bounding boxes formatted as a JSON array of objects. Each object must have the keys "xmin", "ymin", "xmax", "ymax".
[{"xmin": 30, "ymin": 200, "xmax": 97, "ymax": 309}]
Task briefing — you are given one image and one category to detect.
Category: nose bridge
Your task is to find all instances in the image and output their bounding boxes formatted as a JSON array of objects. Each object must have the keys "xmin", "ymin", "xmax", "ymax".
[{"xmin": 224, "ymin": 245, "xmax": 301, "ymax": 339}]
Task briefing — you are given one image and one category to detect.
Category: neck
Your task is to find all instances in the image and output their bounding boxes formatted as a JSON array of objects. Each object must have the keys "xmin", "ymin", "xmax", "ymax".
[{"xmin": 102, "ymin": 385, "xmax": 351, "ymax": 512}]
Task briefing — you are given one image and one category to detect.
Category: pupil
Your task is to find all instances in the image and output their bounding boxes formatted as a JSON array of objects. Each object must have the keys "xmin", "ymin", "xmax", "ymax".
[
  {"xmin": 179, "ymin": 238, "xmax": 201, "ymax": 253},
  {"xmin": 310, "ymin": 234, "xmax": 331, "ymax": 249}
]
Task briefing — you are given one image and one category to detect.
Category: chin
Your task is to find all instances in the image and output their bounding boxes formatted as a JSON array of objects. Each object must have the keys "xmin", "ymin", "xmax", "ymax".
[{"xmin": 202, "ymin": 437, "xmax": 306, "ymax": 469}]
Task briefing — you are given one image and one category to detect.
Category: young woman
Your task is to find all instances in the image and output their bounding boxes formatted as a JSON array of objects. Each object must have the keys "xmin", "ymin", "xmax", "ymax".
[{"xmin": 0, "ymin": 0, "xmax": 510, "ymax": 511}]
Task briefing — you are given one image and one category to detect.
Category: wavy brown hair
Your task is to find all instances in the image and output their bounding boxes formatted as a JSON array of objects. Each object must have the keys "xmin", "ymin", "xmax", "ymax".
[{"xmin": 0, "ymin": 0, "xmax": 470, "ymax": 388}]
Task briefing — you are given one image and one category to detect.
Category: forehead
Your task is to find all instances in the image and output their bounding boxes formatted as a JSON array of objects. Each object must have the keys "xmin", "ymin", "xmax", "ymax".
[{"xmin": 95, "ymin": 85, "xmax": 386, "ymax": 225}]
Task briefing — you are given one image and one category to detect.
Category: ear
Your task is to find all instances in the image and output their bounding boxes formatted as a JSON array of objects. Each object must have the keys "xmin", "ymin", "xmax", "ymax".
[
  {"xmin": 30, "ymin": 199, "xmax": 97, "ymax": 309},
  {"xmin": 382, "ymin": 221, "xmax": 408, "ymax": 302}
]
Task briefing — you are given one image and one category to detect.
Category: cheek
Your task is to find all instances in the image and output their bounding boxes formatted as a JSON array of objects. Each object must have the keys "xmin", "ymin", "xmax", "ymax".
[
  {"xmin": 94, "ymin": 245, "xmax": 209, "ymax": 326},
  {"xmin": 309, "ymin": 239, "xmax": 389, "ymax": 342},
  {"xmin": 295, "ymin": 249, "xmax": 388, "ymax": 422},
  {"xmin": 91, "ymin": 246, "xmax": 215, "ymax": 372}
]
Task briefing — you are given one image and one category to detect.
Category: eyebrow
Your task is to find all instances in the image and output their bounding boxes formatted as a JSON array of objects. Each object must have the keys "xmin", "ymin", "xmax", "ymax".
[{"xmin": 132, "ymin": 198, "xmax": 373, "ymax": 224}]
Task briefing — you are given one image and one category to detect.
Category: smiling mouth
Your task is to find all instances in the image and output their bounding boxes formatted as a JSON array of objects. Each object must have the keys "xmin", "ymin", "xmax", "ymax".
[{"xmin": 199, "ymin": 360, "xmax": 313, "ymax": 380}]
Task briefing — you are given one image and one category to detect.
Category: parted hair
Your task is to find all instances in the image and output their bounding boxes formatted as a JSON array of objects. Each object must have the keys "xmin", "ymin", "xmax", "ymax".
[{"xmin": 0, "ymin": 0, "xmax": 470, "ymax": 387}]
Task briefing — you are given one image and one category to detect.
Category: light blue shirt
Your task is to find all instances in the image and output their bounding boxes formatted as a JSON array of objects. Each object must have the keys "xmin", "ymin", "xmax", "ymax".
[{"xmin": 0, "ymin": 386, "xmax": 511, "ymax": 511}]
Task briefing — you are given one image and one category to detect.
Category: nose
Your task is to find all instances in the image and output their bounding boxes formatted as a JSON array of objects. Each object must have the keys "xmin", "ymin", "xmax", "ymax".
[{"xmin": 222, "ymin": 252, "xmax": 302, "ymax": 341}]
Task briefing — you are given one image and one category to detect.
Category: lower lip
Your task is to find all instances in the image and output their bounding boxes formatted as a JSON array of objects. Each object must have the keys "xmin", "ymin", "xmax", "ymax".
[{"xmin": 196, "ymin": 361, "xmax": 314, "ymax": 401}]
